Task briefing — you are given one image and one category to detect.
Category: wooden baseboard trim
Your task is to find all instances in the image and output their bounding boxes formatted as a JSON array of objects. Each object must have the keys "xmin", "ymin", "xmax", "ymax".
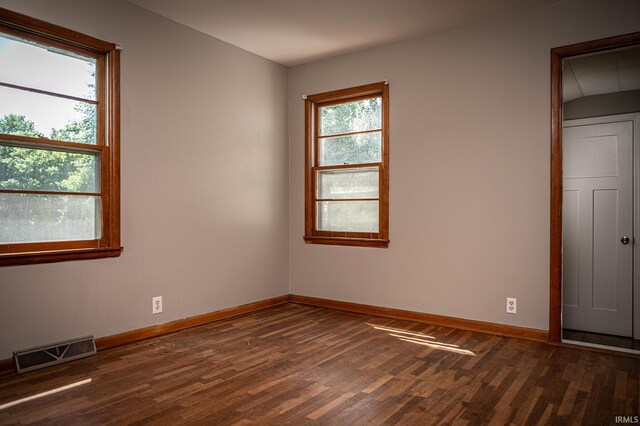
[
  {"xmin": 289, "ymin": 295, "xmax": 549, "ymax": 342},
  {"xmin": 0, "ymin": 358, "xmax": 13, "ymax": 377},
  {"xmin": 0, "ymin": 293, "xmax": 550, "ymax": 376},
  {"xmin": 0, "ymin": 295, "xmax": 289, "ymax": 376},
  {"xmin": 95, "ymin": 295, "xmax": 290, "ymax": 351}
]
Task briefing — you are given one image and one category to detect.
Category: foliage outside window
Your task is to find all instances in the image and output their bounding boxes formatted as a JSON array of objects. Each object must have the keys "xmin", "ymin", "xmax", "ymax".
[
  {"xmin": 304, "ymin": 82, "xmax": 389, "ymax": 248},
  {"xmin": 0, "ymin": 7, "xmax": 121, "ymax": 266}
]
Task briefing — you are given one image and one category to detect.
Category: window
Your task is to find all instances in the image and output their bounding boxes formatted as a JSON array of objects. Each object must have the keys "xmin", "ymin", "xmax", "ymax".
[
  {"xmin": 0, "ymin": 7, "xmax": 121, "ymax": 266},
  {"xmin": 304, "ymin": 82, "xmax": 389, "ymax": 248}
]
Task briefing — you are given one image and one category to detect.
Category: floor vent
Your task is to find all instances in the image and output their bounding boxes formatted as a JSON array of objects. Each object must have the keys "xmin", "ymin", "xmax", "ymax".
[{"xmin": 13, "ymin": 336, "xmax": 96, "ymax": 374}]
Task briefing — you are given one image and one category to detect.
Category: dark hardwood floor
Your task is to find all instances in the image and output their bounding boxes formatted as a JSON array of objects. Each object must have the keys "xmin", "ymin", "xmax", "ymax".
[{"xmin": 0, "ymin": 304, "xmax": 638, "ymax": 425}]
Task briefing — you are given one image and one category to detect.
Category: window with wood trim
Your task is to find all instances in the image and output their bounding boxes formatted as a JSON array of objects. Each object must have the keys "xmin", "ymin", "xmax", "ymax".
[
  {"xmin": 0, "ymin": 7, "xmax": 121, "ymax": 266},
  {"xmin": 304, "ymin": 82, "xmax": 389, "ymax": 248}
]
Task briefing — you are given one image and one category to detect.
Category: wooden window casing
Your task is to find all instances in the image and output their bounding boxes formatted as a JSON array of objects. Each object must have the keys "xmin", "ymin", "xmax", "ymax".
[
  {"xmin": 0, "ymin": 7, "xmax": 121, "ymax": 266},
  {"xmin": 304, "ymin": 82, "xmax": 389, "ymax": 248}
]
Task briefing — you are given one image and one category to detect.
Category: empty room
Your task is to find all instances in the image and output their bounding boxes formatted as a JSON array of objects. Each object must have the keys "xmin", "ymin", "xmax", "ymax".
[{"xmin": 0, "ymin": 0, "xmax": 639, "ymax": 424}]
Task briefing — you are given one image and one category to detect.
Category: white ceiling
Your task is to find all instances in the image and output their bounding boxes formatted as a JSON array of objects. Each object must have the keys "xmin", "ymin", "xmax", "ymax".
[
  {"xmin": 563, "ymin": 46, "xmax": 640, "ymax": 102},
  {"xmin": 127, "ymin": 0, "xmax": 562, "ymax": 66}
]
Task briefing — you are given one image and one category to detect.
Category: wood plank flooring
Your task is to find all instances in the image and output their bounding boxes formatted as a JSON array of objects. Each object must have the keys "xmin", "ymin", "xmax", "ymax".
[{"xmin": 0, "ymin": 304, "xmax": 638, "ymax": 425}]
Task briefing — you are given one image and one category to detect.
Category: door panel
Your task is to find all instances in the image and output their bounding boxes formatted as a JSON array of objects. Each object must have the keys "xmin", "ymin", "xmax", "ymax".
[
  {"xmin": 562, "ymin": 190, "xmax": 580, "ymax": 308},
  {"xmin": 564, "ymin": 134, "xmax": 619, "ymax": 178},
  {"xmin": 562, "ymin": 121, "xmax": 633, "ymax": 337},
  {"xmin": 592, "ymin": 189, "xmax": 618, "ymax": 311}
]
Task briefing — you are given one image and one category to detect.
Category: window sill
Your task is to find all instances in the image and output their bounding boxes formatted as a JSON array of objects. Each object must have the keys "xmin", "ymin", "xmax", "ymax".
[
  {"xmin": 303, "ymin": 236, "xmax": 389, "ymax": 248},
  {"xmin": 0, "ymin": 246, "xmax": 123, "ymax": 267}
]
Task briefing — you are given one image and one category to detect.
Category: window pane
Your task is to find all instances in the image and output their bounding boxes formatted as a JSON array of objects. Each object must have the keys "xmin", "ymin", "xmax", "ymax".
[
  {"xmin": 317, "ymin": 200, "xmax": 379, "ymax": 232},
  {"xmin": 0, "ymin": 33, "xmax": 96, "ymax": 100},
  {"xmin": 320, "ymin": 97, "xmax": 381, "ymax": 136},
  {"xmin": 320, "ymin": 132, "xmax": 381, "ymax": 166},
  {"xmin": 0, "ymin": 86, "xmax": 96, "ymax": 144},
  {"xmin": 317, "ymin": 167, "xmax": 379, "ymax": 199},
  {"xmin": 0, "ymin": 145, "xmax": 98, "ymax": 192},
  {"xmin": 0, "ymin": 193, "xmax": 101, "ymax": 243}
]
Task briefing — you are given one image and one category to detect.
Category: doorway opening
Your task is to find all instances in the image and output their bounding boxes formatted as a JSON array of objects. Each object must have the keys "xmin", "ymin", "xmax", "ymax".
[{"xmin": 550, "ymin": 32, "xmax": 640, "ymax": 353}]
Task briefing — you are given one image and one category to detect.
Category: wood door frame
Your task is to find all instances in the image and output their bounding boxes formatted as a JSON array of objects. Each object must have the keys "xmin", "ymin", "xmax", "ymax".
[{"xmin": 550, "ymin": 31, "xmax": 640, "ymax": 343}]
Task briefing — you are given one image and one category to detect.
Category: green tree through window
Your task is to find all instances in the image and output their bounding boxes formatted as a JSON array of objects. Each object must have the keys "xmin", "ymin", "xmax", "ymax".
[{"xmin": 0, "ymin": 113, "xmax": 96, "ymax": 193}]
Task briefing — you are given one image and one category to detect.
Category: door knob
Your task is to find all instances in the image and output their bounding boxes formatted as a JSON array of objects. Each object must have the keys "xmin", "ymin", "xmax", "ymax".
[{"xmin": 621, "ymin": 236, "xmax": 630, "ymax": 245}]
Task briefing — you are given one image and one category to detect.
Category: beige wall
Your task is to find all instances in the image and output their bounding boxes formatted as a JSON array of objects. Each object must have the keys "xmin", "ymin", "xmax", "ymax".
[
  {"xmin": 0, "ymin": 0, "xmax": 289, "ymax": 358},
  {"xmin": 1, "ymin": 0, "xmax": 639, "ymax": 360},
  {"xmin": 288, "ymin": 0, "xmax": 640, "ymax": 331}
]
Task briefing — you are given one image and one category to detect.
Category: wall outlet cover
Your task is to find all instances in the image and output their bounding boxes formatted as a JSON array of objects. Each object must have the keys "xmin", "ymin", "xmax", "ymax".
[{"xmin": 152, "ymin": 296, "xmax": 163, "ymax": 314}]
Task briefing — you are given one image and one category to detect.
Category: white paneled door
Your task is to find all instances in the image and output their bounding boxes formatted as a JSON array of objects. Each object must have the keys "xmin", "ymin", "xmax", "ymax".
[{"xmin": 562, "ymin": 121, "xmax": 633, "ymax": 337}]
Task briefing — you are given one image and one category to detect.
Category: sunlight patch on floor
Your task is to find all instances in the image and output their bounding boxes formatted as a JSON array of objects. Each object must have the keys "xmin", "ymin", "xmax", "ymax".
[
  {"xmin": 0, "ymin": 378, "xmax": 92, "ymax": 410},
  {"xmin": 368, "ymin": 324, "xmax": 475, "ymax": 356},
  {"xmin": 368, "ymin": 324, "xmax": 436, "ymax": 339}
]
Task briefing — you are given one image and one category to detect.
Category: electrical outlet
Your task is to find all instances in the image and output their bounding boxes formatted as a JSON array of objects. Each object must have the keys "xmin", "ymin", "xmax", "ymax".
[
  {"xmin": 506, "ymin": 297, "xmax": 517, "ymax": 314},
  {"xmin": 152, "ymin": 296, "xmax": 162, "ymax": 314}
]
